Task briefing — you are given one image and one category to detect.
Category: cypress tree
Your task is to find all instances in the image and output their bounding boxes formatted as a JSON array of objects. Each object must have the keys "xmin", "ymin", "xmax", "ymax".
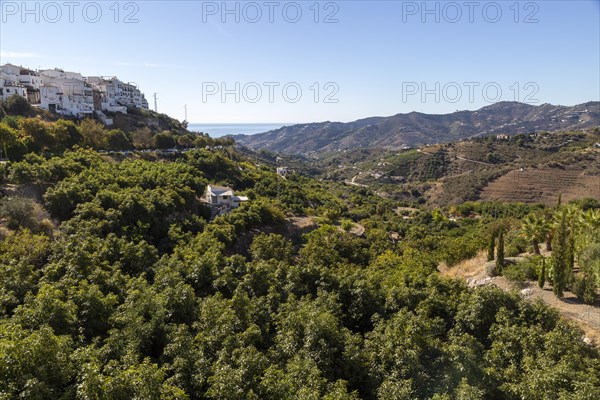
[
  {"xmin": 538, "ymin": 257, "xmax": 546, "ymax": 289},
  {"xmin": 487, "ymin": 231, "xmax": 496, "ymax": 262},
  {"xmin": 552, "ymin": 209, "xmax": 569, "ymax": 297},
  {"xmin": 496, "ymin": 229, "xmax": 504, "ymax": 274}
]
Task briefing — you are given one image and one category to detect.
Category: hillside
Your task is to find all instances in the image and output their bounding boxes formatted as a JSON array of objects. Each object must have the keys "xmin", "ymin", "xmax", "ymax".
[
  {"xmin": 0, "ymin": 95, "xmax": 232, "ymax": 158},
  {"xmin": 480, "ymin": 168, "xmax": 600, "ymax": 205},
  {"xmin": 233, "ymin": 102, "xmax": 600, "ymax": 154},
  {"xmin": 307, "ymin": 129, "xmax": 600, "ymax": 207},
  {"xmin": 1, "ymin": 145, "xmax": 600, "ymax": 399}
]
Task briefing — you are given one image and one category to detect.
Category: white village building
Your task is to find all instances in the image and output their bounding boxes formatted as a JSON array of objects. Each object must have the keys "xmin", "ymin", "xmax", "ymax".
[
  {"xmin": 0, "ymin": 64, "xmax": 28, "ymax": 101},
  {"xmin": 0, "ymin": 74, "xmax": 27, "ymax": 101},
  {"xmin": 87, "ymin": 76, "xmax": 149, "ymax": 111},
  {"xmin": 0, "ymin": 63, "xmax": 149, "ymax": 120},
  {"xmin": 38, "ymin": 69, "xmax": 94, "ymax": 116}
]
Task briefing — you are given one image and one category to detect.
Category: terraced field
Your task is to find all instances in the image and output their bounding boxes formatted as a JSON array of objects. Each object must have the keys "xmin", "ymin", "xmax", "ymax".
[{"xmin": 480, "ymin": 168, "xmax": 600, "ymax": 205}]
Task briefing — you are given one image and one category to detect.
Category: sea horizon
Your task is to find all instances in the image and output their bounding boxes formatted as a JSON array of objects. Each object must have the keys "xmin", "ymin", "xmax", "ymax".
[{"xmin": 187, "ymin": 123, "xmax": 296, "ymax": 138}]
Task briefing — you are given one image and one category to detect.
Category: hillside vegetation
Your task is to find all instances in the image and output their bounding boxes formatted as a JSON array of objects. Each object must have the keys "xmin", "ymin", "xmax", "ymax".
[
  {"xmin": 0, "ymin": 94, "xmax": 231, "ymax": 160},
  {"xmin": 1, "ymin": 128, "xmax": 600, "ymax": 398},
  {"xmin": 309, "ymin": 129, "xmax": 600, "ymax": 207}
]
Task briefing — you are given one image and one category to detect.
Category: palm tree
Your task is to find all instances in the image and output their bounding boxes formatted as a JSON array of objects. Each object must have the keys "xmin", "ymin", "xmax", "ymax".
[
  {"xmin": 521, "ymin": 214, "xmax": 549, "ymax": 255},
  {"xmin": 579, "ymin": 209, "xmax": 600, "ymax": 237}
]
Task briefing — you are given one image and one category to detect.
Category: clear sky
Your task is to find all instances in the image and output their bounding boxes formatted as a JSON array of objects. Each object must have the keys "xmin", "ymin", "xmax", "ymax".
[{"xmin": 1, "ymin": 0, "xmax": 599, "ymax": 123}]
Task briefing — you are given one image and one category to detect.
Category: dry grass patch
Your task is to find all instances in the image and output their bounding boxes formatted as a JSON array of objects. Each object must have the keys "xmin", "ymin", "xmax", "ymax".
[{"xmin": 439, "ymin": 250, "xmax": 487, "ymax": 279}]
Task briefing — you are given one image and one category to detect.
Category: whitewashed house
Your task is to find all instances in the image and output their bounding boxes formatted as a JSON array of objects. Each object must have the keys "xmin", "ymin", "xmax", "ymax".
[
  {"xmin": 0, "ymin": 64, "xmax": 22, "ymax": 83},
  {"xmin": 38, "ymin": 79, "xmax": 94, "ymax": 117},
  {"xmin": 0, "ymin": 75, "xmax": 27, "ymax": 101},
  {"xmin": 17, "ymin": 67, "xmax": 43, "ymax": 103},
  {"xmin": 276, "ymin": 167, "xmax": 288, "ymax": 179},
  {"xmin": 87, "ymin": 76, "xmax": 148, "ymax": 111},
  {"xmin": 1, "ymin": 64, "xmax": 43, "ymax": 103},
  {"xmin": 0, "ymin": 64, "xmax": 28, "ymax": 101},
  {"xmin": 39, "ymin": 68, "xmax": 84, "ymax": 81},
  {"xmin": 34, "ymin": 68, "xmax": 94, "ymax": 116},
  {"xmin": 39, "ymin": 84, "xmax": 62, "ymax": 113},
  {"xmin": 205, "ymin": 184, "xmax": 248, "ymax": 209}
]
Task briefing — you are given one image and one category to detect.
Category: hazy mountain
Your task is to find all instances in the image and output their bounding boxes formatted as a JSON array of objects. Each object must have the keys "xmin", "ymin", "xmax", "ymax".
[{"xmin": 232, "ymin": 102, "xmax": 600, "ymax": 154}]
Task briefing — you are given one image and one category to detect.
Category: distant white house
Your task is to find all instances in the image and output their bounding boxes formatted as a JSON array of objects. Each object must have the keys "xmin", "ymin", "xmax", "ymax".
[
  {"xmin": 276, "ymin": 167, "xmax": 288, "ymax": 179},
  {"xmin": 205, "ymin": 184, "xmax": 248, "ymax": 211}
]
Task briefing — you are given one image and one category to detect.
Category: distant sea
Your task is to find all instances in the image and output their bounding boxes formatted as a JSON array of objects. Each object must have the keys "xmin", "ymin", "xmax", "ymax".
[{"xmin": 187, "ymin": 123, "xmax": 291, "ymax": 138}]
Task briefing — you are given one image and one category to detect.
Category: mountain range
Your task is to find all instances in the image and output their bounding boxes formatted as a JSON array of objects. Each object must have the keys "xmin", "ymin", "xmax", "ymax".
[{"xmin": 232, "ymin": 101, "xmax": 600, "ymax": 154}]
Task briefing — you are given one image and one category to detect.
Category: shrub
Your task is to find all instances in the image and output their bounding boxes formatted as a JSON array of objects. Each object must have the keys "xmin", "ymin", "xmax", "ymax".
[
  {"xmin": 0, "ymin": 196, "xmax": 38, "ymax": 230},
  {"xmin": 340, "ymin": 219, "xmax": 354, "ymax": 232},
  {"xmin": 506, "ymin": 229, "xmax": 529, "ymax": 257},
  {"xmin": 3, "ymin": 94, "xmax": 32, "ymax": 116},
  {"xmin": 572, "ymin": 275, "xmax": 597, "ymax": 304},
  {"xmin": 503, "ymin": 257, "xmax": 539, "ymax": 286}
]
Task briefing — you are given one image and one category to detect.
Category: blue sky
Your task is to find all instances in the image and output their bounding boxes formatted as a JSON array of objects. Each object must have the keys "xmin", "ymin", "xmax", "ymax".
[{"xmin": 1, "ymin": 0, "xmax": 599, "ymax": 123}]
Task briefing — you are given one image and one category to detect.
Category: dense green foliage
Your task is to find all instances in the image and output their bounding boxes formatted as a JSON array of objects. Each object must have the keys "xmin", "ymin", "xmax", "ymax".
[
  {"xmin": 0, "ymin": 103, "xmax": 234, "ymax": 161},
  {"xmin": 0, "ymin": 144, "xmax": 599, "ymax": 399}
]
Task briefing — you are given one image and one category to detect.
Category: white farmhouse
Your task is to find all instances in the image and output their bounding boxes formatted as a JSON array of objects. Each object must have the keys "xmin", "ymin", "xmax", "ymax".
[{"xmin": 205, "ymin": 184, "xmax": 248, "ymax": 209}]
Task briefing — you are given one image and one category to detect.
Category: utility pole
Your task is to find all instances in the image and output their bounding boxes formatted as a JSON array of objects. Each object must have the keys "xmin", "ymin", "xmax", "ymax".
[{"xmin": 153, "ymin": 93, "xmax": 158, "ymax": 113}]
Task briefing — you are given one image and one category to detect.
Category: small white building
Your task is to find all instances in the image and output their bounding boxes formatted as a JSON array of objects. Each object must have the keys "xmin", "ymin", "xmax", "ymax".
[
  {"xmin": 1, "ymin": 64, "xmax": 42, "ymax": 103},
  {"xmin": 0, "ymin": 77, "xmax": 27, "ymax": 101},
  {"xmin": 205, "ymin": 184, "xmax": 248, "ymax": 209},
  {"xmin": 276, "ymin": 167, "xmax": 288, "ymax": 179}
]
